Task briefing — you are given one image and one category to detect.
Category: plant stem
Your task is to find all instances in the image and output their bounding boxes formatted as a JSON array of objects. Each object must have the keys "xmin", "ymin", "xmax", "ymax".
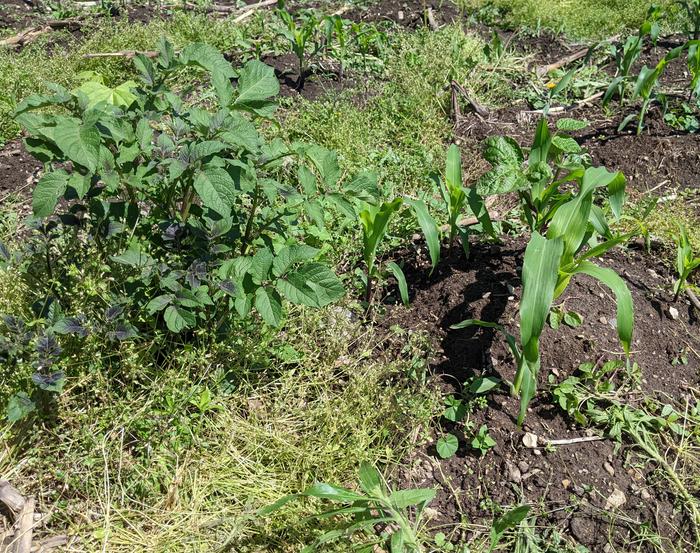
[{"xmin": 241, "ymin": 186, "xmax": 260, "ymax": 255}]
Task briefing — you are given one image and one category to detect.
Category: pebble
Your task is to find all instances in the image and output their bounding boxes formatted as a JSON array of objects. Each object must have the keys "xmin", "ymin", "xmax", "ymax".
[
  {"xmin": 522, "ymin": 432, "xmax": 538, "ymax": 449},
  {"xmin": 518, "ymin": 461, "xmax": 530, "ymax": 473},
  {"xmin": 603, "ymin": 544, "xmax": 614, "ymax": 553},
  {"xmin": 669, "ymin": 306, "xmax": 679, "ymax": 320},
  {"xmin": 603, "ymin": 462, "xmax": 615, "ymax": 476},
  {"xmin": 397, "ymin": 10, "xmax": 404, "ymax": 20},
  {"xmin": 506, "ymin": 462, "xmax": 522, "ymax": 484},
  {"xmin": 562, "ymin": 479, "xmax": 571, "ymax": 489},
  {"xmin": 641, "ymin": 489, "xmax": 652, "ymax": 501},
  {"xmin": 605, "ymin": 488, "xmax": 627, "ymax": 510}
]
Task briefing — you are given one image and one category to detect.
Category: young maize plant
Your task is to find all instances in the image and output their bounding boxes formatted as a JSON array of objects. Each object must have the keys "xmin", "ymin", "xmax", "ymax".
[{"xmin": 459, "ymin": 136, "xmax": 634, "ymax": 424}]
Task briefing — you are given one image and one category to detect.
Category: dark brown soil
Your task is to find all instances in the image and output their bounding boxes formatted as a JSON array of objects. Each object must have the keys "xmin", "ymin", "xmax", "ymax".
[
  {"xmin": 383, "ymin": 238, "xmax": 700, "ymax": 551},
  {"xmin": 0, "ymin": 139, "xmax": 41, "ymax": 210},
  {"xmin": 0, "ymin": 0, "xmax": 38, "ymax": 30},
  {"xmin": 262, "ymin": 52, "xmax": 354, "ymax": 100},
  {"xmin": 344, "ymin": 0, "xmax": 461, "ymax": 27}
]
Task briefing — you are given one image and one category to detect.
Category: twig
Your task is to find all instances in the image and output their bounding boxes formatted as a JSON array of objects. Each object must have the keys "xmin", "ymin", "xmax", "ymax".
[
  {"xmin": 524, "ymin": 90, "xmax": 604, "ymax": 114},
  {"xmin": 544, "ymin": 435, "xmax": 605, "ymax": 446},
  {"xmin": 535, "ymin": 48, "xmax": 589, "ymax": 76},
  {"xmin": 425, "ymin": 7, "xmax": 439, "ymax": 30},
  {"xmin": 0, "ymin": 18, "xmax": 82, "ymax": 48},
  {"xmin": 233, "ymin": 0, "xmax": 278, "ymax": 22},
  {"xmin": 687, "ymin": 289, "xmax": 700, "ymax": 312},
  {"xmin": 451, "ymin": 80, "xmax": 489, "ymax": 118},
  {"xmin": 13, "ymin": 497, "xmax": 34, "ymax": 553},
  {"xmin": 0, "ymin": 481, "xmax": 25, "ymax": 513},
  {"xmin": 82, "ymin": 50, "xmax": 159, "ymax": 59}
]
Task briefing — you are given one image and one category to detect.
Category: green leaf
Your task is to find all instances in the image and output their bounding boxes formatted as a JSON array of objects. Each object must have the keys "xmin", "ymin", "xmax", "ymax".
[
  {"xmin": 110, "ymin": 248, "xmax": 155, "ymax": 268},
  {"xmin": 272, "ymin": 244, "xmax": 320, "ymax": 277},
  {"xmin": 359, "ymin": 198, "xmax": 403, "ymax": 275},
  {"xmin": 33, "ymin": 170, "xmax": 69, "ymax": 217},
  {"xmin": 51, "ymin": 119, "xmax": 100, "ymax": 172},
  {"xmin": 520, "ymin": 233, "xmax": 563, "ymax": 360},
  {"xmin": 386, "ymin": 261, "xmax": 409, "ymax": 306},
  {"xmin": 277, "ymin": 263, "xmax": 344, "ymax": 307},
  {"xmin": 73, "ymin": 80, "xmax": 137, "ymax": 108},
  {"xmin": 555, "ymin": 118, "xmax": 588, "ymax": 131},
  {"xmin": 164, "ymin": 305, "xmax": 196, "ymax": 333},
  {"xmin": 563, "ymin": 311, "xmax": 582, "ymax": 327},
  {"xmin": 389, "ymin": 488, "xmax": 436, "ymax": 509},
  {"xmin": 482, "ymin": 135, "xmax": 523, "ymax": 166},
  {"xmin": 469, "ymin": 376, "xmax": 500, "ymax": 394},
  {"xmin": 146, "ymin": 294, "xmax": 172, "ymax": 314},
  {"xmin": 571, "ymin": 261, "xmax": 633, "ymax": 354},
  {"xmin": 68, "ymin": 172, "xmax": 91, "ymax": 200},
  {"xmin": 6, "ymin": 392, "xmax": 36, "ymax": 422},
  {"xmin": 181, "ymin": 43, "xmax": 236, "ymax": 105},
  {"xmin": 551, "ymin": 135, "xmax": 581, "ymax": 154},
  {"xmin": 489, "ymin": 505, "xmax": 531, "ymax": 551},
  {"xmin": 446, "ymin": 144, "xmax": 463, "ymax": 190},
  {"xmin": 193, "ymin": 167, "xmax": 237, "ymax": 217},
  {"xmin": 518, "ymin": 233, "xmax": 563, "ymax": 424},
  {"xmin": 255, "ymin": 287, "xmax": 283, "ymax": 327},
  {"xmin": 358, "ymin": 463, "xmax": 383, "ymax": 497},
  {"xmin": 437, "ymin": 433, "xmax": 459, "ymax": 458},
  {"xmin": 235, "ymin": 60, "xmax": 280, "ymax": 106},
  {"xmin": 406, "ymin": 199, "xmax": 440, "ymax": 272},
  {"xmin": 302, "ymin": 482, "xmax": 367, "ymax": 502},
  {"xmin": 549, "ymin": 308, "xmax": 562, "ymax": 329}
]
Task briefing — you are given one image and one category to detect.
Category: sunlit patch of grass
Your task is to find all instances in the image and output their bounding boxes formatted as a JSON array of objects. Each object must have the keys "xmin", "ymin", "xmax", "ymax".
[
  {"xmin": 459, "ymin": 0, "xmax": 684, "ymax": 39},
  {"xmin": 0, "ymin": 306, "xmax": 438, "ymax": 551},
  {"xmin": 280, "ymin": 25, "xmax": 525, "ymax": 200}
]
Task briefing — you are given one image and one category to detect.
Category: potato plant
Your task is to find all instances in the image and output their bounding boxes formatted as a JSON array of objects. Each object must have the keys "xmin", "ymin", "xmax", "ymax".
[{"xmin": 3, "ymin": 39, "xmax": 385, "ymax": 417}]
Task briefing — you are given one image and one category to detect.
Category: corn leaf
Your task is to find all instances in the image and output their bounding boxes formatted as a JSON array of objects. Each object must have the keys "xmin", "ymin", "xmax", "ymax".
[{"xmin": 571, "ymin": 260, "xmax": 633, "ymax": 354}]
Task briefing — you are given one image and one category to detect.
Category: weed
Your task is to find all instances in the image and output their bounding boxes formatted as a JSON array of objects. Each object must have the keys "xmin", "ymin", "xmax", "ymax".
[{"xmin": 261, "ymin": 462, "xmax": 436, "ymax": 552}]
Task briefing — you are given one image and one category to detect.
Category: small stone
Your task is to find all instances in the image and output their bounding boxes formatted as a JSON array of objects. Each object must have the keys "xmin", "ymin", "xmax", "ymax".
[
  {"xmin": 603, "ymin": 462, "xmax": 615, "ymax": 476},
  {"xmin": 506, "ymin": 462, "xmax": 522, "ymax": 484},
  {"xmin": 518, "ymin": 461, "xmax": 530, "ymax": 473},
  {"xmin": 640, "ymin": 489, "xmax": 652, "ymax": 501},
  {"xmin": 533, "ymin": 449, "xmax": 542, "ymax": 456},
  {"xmin": 424, "ymin": 507, "xmax": 439, "ymax": 520},
  {"xmin": 522, "ymin": 432, "xmax": 538, "ymax": 449},
  {"xmin": 562, "ymin": 479, "xmax": 571, "ymax": 489},
  {"xmin": 397, "ymin": 10, "xmax": 404, "ymax": 19},
  {"xmin": 669, "ymin": 306, "xmax": 679, "ymax": 320},
  {"xmin": 599, "ymin": 316, "xmax": 607, "ymax": 325},
  {"xmin": 603, "ymin": 544, "xmax": 614, "ymax": 553},
  {"xmin": 605, "ymin": 488, "xmax": 626, "ymax": 510},
  {"xmin": 573, "ymin": 484, "xmax": 585, "ymax": 496}
]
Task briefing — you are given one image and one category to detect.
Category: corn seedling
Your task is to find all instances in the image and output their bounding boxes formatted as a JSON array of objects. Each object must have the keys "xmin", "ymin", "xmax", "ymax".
[
  {"xmin": 604, "ymin": 6, "xmax": 663, "ymax": 106},
  {"xmin": 673, "ymin": 223, "xmax": 700, "ymax": 301},
  {"xmin": 359, "ymin": 198, "xmax": 404, "ymax": 306},
  {"xmin": 260, "ymin": 462, "xmax": 436, "ymax": 553},
  {"xmin": 275, "ymin": 7, "xmax": 323, "ymax": 89},
  {"xmin": 410, "ymin": 145, "xmax": 493, "ymax": 266},
  {"xmin": 458, "ymin": 166, "xmax": 633, "ymax": 425},
  {"xmin": 621, "ymin": 45, "xmax": 685, "ymax": 134},
  {"xmin": 477, "ymin": 118, "xmax": 612, "ymax": 233}
]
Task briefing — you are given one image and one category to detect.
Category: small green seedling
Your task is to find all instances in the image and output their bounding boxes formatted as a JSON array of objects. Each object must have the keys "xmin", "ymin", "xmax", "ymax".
[
  {"xmin": 458, "ymin": 165, "xmax": 634, "ymax": 425},
  {"xmin": 604, "ymin": 6, "xmax": 663, "ymax": 105},
  {"xmin": 260, "ymin": 462, "xmax": 436, "ymax": 552},
  {"xmin": 359, "ymin": 198, "xmax": 404, "ymax": 306},
  {"xmin": 276, "ymin": 7, "xmax": 322, "ymax": 89},
  {"xmin": 471, "ymin": 424, "xmax": 496, "ymax": 455},
  {"xmin": 673, "ymin": 223, "xmax": 700, "ymax": 301},
  {"xmin": 437, "ymin": 433, "xmax": 459, "ymax": 459}
]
